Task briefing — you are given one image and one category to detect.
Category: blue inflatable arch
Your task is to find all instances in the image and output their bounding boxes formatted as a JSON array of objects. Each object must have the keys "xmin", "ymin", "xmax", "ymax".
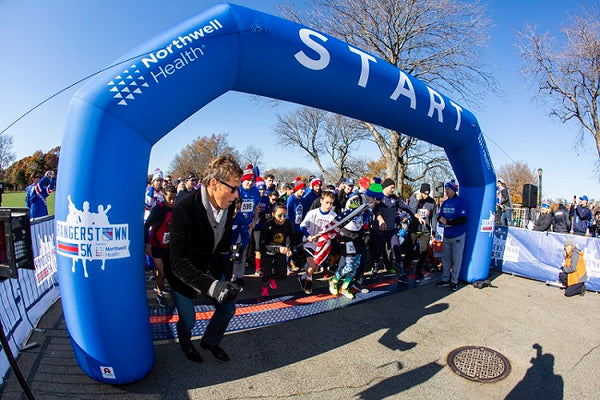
[{"xmin": 55, "ymin": 3, "xmax": 496, "ymax": 383}]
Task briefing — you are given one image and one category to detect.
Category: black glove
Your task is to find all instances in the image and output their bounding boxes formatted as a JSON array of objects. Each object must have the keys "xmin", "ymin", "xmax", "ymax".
[{"xmin": 207, "ymin": 280, "xmax": 241, "ymax": 304}]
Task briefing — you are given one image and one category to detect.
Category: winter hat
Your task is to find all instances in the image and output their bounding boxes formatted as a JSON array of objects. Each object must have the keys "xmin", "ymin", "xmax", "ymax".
[
  {"xmin": 366, "ymin": 177, "xmax": 384, "ymax": 200},
  {"xmin": 420, "ymin": 183, "xmax": 431, "ymax": 194},
  {"xmin": 255, "ymin": 176, "xmax": 266, "ymax": 190},
  {"xmin": 359, "ymin": 177, "xmax": 370, "ymax": 190},
  {"xmin": 382, "ymin": 178, "xmax": 395, "ymax": 190},
  {"xmin": 241, "ymin": 164, "xmax": 255, "ymax": 182},
  {"xmin": 564, "ymin": 237, "xmax": 575, "ymax": 248},
  {"xmin": 445, "ymin": 179, "xmax": 458, "ymax": 193},
  {"xmin": 152, "ymin": 168, "xmax": 164, "ymax": 181},
  {"xmin": 294, "ymin": 177, "xmax": 306, "ymax": 192},
  {"xmin": 310, "ymin": 177, "xmax": 322, "ymax": 189}
]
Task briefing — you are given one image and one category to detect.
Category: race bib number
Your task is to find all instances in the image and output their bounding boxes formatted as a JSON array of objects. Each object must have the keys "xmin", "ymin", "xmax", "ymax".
[
  {"xmin": 241, "ymin": 200, "xmax": 254, "ymax": 213},
  {"xmin": 345, "ymin": 241, "xmax": 356, "ymax": 255},
  {"xmin": 418, "ymin": 208, "xmax": 428, "ymax": 218},
  {"xmin": 162, "ymin": 232, "xmax": 171, "ymax": 245}
]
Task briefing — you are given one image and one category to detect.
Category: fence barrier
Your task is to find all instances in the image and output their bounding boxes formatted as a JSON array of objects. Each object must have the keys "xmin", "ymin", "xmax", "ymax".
[{"xmin": 1, "ymin": 216, "xmax": 59, "ymax": 386}]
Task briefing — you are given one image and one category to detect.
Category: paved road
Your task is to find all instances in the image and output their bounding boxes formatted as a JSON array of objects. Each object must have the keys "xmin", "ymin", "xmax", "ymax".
[{"xmin": 1, "ymin": 271, "xmax": 598, "ymax": 399}]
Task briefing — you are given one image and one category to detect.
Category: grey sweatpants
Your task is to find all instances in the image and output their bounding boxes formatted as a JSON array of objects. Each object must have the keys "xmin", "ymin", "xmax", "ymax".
[{"xmin": 441, "ymin": 233, "xmax": 466, "ymax": 284}]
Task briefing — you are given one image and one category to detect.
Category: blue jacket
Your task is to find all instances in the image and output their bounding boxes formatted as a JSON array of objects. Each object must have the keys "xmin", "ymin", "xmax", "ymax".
[
  {"xmin": 231, "ymin": 212, "xmax": 250, "ymax": 247},
  {"xmin": 571, "ymin": 205, "xmax": 592, "ymax": 234},
  {"xmin": 286, "ymin": 194, "xmax": 304, "ymax": 233},
  {"xmin": 25, "ymin": 176, "xmax": 55, "ymax": 218},
  {"xmin": 438, "ymin": 195, "xmax": 468, "ymax": 238}
]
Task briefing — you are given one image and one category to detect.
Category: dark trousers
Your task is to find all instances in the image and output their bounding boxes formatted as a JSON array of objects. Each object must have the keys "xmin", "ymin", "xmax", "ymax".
[
  {"xmin": 370, "ymin": 229, "xmax": 400, "ymax": 268},
  {"xmin": 404, "ymin": 231, "xmax": 430, "ymax": 273},
  {"xmin": 172, "ymin": 289, "xmax": 235, "ymax": 346},
  {"xmin": 261, "ymin": 253, "xmax": 288, "ymax": 283},
  {"xmin": 291, "ymin": 232, "xmax": 306, "ymax": 269},
  {"xmin": 558, "ymin": 272, "xmax": 585, "ymax": 297}
]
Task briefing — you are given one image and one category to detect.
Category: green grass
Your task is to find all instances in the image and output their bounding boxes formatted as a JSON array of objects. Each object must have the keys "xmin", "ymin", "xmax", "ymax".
[{"xmin": 2, "ymin": 191, "xmax": 55, "ymax": 216}]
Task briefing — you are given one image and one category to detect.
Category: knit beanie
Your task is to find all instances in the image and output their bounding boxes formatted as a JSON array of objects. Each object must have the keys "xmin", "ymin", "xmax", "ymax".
[
  {"xmin": 445, "ymin": 179, "xmax": 458, "ymax": 193},
  {"xmin": 152, "ymin": 168, "xmax": 163, "ymax": 181},
  {"xmin": 310, "ymin": 177, "xmax": 322, "ymax": 189},
  {"xmin": 294, "ymin": 176, "xmax": 306, "ymax": 192},
  {"xmin": 381, "ymin": 178, "xmax": 395, "ymax": 190},
  {"xmin": 564, "ymin": 237, "xmax": 575, "ymax": 248},
  {"xmin": 365, "ymin": 177, "xmax": 384, "ymax": 200},
  {"xmin": 420, "ymin": 183, "xmax": 431, "ymax": 194},
  {"xmin": 359, "ymin": 177, "xmax": 370, "ymax": 190},
  {"xmin": 241, "ymin": 164, "xmax": 255, "ymax": 182}
]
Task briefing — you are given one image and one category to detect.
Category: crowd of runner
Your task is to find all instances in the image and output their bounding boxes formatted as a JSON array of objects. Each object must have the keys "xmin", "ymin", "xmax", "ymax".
[
  {"xmin": 142, "ymin": 165, "xmax": 596, "ymax": 307},
  {"xmin": 143, "ymin": 165, "xmax": 448, "ymax": 307}
]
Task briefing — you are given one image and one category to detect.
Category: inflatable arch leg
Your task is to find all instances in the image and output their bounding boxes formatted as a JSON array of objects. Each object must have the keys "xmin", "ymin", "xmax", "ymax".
[{"xmin": 55, "ymin": 3, "xmax": 495, "ymax": 383}]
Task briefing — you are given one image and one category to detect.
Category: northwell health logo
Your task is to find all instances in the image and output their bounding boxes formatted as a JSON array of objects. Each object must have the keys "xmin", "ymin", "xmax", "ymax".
[
  {"xmin": 106, "ymin": 19, "xmax": 224, "ymax": 106},
  {"xmin": 107, "ymin": 65, "xmax": 149, "ymax": 106}
]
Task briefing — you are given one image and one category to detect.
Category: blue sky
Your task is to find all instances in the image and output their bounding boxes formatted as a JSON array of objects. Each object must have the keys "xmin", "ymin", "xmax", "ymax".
[{"xmin": 0, "ymin": 0, "xmax": 598, "ymax": 200}]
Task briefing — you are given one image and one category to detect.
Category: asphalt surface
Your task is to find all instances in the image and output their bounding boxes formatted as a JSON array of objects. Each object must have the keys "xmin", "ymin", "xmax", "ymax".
[{"xmin": 1, "ymin": 269, "xmax": 598, "ymax": 400}]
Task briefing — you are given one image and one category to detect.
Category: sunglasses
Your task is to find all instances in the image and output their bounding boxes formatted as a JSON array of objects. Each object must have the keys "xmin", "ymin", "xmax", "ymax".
[
  {"xmin": 218, "ymin": 179, "xmax": 239, "ymax": 194},
  {"xmin": 274, "ymin": 213, "xmax": 287, "ymax": 218}
]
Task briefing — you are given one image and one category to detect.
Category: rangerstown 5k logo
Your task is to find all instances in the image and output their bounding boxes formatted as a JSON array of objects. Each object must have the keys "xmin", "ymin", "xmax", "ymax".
[{"xmin": 107, "ymin": 19, "xmax": 223, "ymax": 106}]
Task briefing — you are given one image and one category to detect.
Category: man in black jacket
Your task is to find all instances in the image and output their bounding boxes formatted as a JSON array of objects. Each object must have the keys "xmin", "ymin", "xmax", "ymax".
[
  {"xmin": 497, "ymin": 179, "xmax": 513, "ymax": 226},
  {"xmin": 552, "ymin": 201, "xmax": 571, "ymax": 233},
  {"xmin": 405, "ymin": 183, "xmax": 436, "ymax": 280},
  {"xmin": 169, "ymin": 154, "xmax": 243, "ymax": 363}
]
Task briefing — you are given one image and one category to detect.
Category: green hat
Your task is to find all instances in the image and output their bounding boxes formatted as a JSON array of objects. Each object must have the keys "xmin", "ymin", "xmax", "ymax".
[{"xmin": 366, "ymin": 177, "xmax": 384, "ymax": 200}]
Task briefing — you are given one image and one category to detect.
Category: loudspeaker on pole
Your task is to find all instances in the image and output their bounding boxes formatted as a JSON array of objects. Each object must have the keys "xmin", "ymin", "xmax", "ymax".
[{"xmin": 522, "ymin": 184, "xmax": 538, "ymax": 208}]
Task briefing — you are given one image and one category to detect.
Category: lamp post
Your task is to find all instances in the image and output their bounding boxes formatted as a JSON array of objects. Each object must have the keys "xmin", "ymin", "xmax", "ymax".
[{"xmin": 537, "ymin": 168, "xmax": 543, "ymax": 207}]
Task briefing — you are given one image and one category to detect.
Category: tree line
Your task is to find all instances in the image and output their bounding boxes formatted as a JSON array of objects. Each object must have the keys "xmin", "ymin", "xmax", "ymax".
[{"xmin": 2, "ymin": 147, "xmax": 60, "ymax": 191}]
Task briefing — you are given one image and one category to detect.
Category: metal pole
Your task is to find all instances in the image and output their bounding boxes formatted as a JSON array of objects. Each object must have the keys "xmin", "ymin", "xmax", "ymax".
[
  {"xmin": 0, "ymin": 319, "xmax": 36, "ymax": 400},
  {"xmin": 537, "ymin": 168, "xmax": 543, "ymax": 207}
]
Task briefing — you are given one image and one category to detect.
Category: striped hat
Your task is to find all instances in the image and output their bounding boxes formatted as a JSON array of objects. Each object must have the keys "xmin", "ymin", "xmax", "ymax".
[
  {"xmin": 294, "ymin": 177, "xmax": 306, "ymax": 192},
  {"xmin": 241, "ymin": 164, "xmax": 255, "ymax": 182}
]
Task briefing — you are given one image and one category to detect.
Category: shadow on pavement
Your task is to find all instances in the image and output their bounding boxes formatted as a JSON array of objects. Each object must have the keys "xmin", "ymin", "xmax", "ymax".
[
  {"xmin": 1, "ymin": 270, "xmax": 511, "ymax": 399},
  {"xmin": 505, "ymin": 343, "xmax": 564, "ymax": 400}
]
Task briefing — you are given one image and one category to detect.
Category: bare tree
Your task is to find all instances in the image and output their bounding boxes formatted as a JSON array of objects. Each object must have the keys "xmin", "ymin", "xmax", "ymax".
[
  {"xmin": 169, "ymin": 133, "xmax": 238, "ymax": 178},
  {"xmin": 279, "ymin": 0, "xmax": 496, "ymax": 193},
  {"xmin": 274, "ymin": 106, "xmax": 371, "ymax": 182},
  {"xmin": 518, "ymin": 3, "xmax": 600, "ymax": 162},
  {"xmin": 0, "ymin": 132, "xmax": 15, "ymax": 173},
  {"xmin": 239, "ymin": 146, "xmax": 264, "ymax": 171}
]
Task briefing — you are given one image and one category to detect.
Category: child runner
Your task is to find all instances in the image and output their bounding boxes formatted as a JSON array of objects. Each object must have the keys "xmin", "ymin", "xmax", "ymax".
[
  {"xmin": 252, "ymin": 177, "xmax": 270, "ymax": 276},
  {"xmin": 144, "ymin": 184, "xmax": 176, "ymax": 307},
  {"xmin": 329, "ymin": 182, "xmax": 382, "ymax": 298},
  {"xmin": 298, "ymin": 191, "xmax": 337, "ymax": 294},
  {"xmin": 259, "ymin": 203, "xmax": 295, "ymax": 296},
  {"xmin": 234, "ymin": 164, "xmax": 261, "ymax": 282},
  {"xmin": 287, "ymin": 177, "xmax": 307, "ymax": 272}
]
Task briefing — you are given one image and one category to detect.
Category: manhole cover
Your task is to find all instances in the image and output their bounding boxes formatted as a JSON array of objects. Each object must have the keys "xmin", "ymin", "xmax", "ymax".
[{"xmin": 447, "ymin": 346, "xmax": 511, "ymax": 383}]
